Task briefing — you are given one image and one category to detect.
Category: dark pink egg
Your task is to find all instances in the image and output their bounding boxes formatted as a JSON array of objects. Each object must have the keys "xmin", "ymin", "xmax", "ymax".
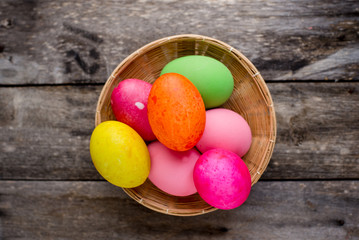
[
  {"xmin": 193, "ymin": 148, "xmax": 251, "ymax": 210},
  {"xmin": 111, "ymin": 78, "xmax": 156, "ymax": 141}
]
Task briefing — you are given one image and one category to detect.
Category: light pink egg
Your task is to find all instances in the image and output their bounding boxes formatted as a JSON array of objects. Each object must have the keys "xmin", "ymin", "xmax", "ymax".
[
  {"xmin": 148, "ymin": 141, "xmax": 200, "ymax": 196},
  {"xmin": 193, "ymin": 148, "xmax": 251, "ymax": 210},
  {"xmin": 111, "ymin": 78, "xmax": 156, "ymax": 141},
  {"xmin": 196, "ymin": 108, "xmax": 252, "ymax": 157}
]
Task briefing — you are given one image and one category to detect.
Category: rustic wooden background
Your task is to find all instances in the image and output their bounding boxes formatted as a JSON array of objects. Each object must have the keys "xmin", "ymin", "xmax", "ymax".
[{"xmin": 0, "ymin": 0, "xmax": 358, "ymax": 239}]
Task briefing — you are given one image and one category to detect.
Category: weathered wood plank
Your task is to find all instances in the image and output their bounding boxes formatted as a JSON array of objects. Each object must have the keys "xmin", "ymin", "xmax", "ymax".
[
  {"xmin": 0, "ymin": 82, "xmax": 358, "ymax": 180},
  {"xmin": 0, "ymin": 0, "xmax": 358, "ymax": 84},
  {"xmin": 0, "ymin": 85, "xmax": 101, "ymax": 180},
  {"xmin": 0, "ymin": 180, "xmax": 358, "ymax": 239},
  {"xmin": 266, "ymin": 82, "xmax": 359, "ymax": 179}
]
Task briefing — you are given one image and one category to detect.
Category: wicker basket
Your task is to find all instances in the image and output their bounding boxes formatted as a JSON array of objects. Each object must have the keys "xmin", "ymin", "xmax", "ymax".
[{"xmin": 95, "ymin": 34, "xmax": 276, "ymax": 216}]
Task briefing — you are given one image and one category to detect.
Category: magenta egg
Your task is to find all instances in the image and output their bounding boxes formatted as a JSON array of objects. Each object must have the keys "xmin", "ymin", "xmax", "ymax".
[
  {"xmin": 193, "ymin": 148, "xmax": 251, "ymax": 210},
  {"xmin": 111, "ymin": 78, "xmax": 156, "ymax": 141}
]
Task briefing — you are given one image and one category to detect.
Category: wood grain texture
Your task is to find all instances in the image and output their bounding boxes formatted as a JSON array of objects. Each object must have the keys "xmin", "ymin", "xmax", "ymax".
[
  {"xmin": 266, "ymin": 82, "xmax": 359, "ymax": 179},
  {"xmin": 0, "ymin": 0, "xmax": 358, "ymax": 85},
  {"xmin": 0, "ymin": 180, "xmax": 358, "ymax": 240},
  {"xmin": 0, "ymin": 1, "xmax": 358, "ymax": 238},
  {"xmin": 0, "ymin": 82, "xmax": 358, "ymax": 180}
]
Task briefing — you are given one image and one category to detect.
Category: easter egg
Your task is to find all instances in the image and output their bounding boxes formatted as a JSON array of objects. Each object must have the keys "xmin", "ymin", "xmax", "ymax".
[
  {"xmin": 196, "ymin": 108, "xmax": 252, "ymax": 157},
  {"xmin": 147, "ymin": 73, "xmax": 206, "ymax": 151},
  {"xmin": 90, "ymin": 121, "xmax": 150, "ymax": 188},
  {"xmin": 193, "ymin": 148, "xmax": 251, "ymax": 210},
  {"xmin": 111, "ymin": 78, "xmax": 156, "ymax": 141},
  {"xmin": 148, "ymin": 141, "xmax": 200, "ymax": 196},
  {"xmin": 161, "ymin": 55, "xmax": 234, "ymax": 109}
]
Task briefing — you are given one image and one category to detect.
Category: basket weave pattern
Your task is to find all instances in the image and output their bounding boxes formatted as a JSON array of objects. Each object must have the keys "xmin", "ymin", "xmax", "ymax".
[{"xmin": 96, "ymin": 34, "xmax": 276, "ymax": 216}]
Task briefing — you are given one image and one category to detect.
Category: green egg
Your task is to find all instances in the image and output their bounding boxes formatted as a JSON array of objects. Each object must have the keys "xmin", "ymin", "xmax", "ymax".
[{"xmin": 160, "ymin": 55, "xmax": 234, "ymax": 109}]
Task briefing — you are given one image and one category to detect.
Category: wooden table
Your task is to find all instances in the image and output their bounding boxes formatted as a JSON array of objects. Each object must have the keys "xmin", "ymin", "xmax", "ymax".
[{"xmin": 1, "ymin": 0, "xmax": 358, "ymax": 239}]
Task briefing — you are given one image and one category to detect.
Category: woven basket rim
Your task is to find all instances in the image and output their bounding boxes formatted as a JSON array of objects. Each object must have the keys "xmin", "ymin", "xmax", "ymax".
[{"xmin": 95, "ymin": 34, "xmax": 277, "ymax": 216}]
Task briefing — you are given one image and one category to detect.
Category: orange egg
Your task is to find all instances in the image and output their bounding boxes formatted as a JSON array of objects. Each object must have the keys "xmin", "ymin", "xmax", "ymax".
[{"xmin": 148, "ymin": 73, "xmax": 206, "ymax": 151}]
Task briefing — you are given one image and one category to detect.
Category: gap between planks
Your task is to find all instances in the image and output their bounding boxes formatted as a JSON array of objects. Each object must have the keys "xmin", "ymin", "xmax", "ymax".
[
  {"xmin": 0, "ymin": 79, "xmax": 359, "ymax": 88},
  {"xmin": 0, "ymin": 179, "xmax": 358, "ymax": 182}
]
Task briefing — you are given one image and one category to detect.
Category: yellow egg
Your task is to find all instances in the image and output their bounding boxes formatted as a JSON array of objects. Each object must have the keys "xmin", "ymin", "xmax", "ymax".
[{"xmin": 90, "ymin": 121, "xmax": 150, "ymax": 188}]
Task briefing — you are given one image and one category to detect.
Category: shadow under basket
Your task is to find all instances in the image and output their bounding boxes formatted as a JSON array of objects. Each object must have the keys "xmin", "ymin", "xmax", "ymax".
[{"xmin": 95, "ymin": 34, "xmax": 277, "ymax": 216}]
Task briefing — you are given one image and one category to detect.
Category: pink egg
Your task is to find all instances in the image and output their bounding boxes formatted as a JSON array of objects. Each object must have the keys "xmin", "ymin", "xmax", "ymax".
[
  {"xmin": 196, "ymin": 108, "xmax": 252, "ymax": 157},
  {"xmin": 111, "ymin": 78, "xmax": 156, "ymax": 141},
  {"xmin": 193, "ymin": 148, "xmax": 251, "ymax": 210},
  {"xmin": 148, "ymin": 141, "xmax": 200, "ymax": 196}
]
